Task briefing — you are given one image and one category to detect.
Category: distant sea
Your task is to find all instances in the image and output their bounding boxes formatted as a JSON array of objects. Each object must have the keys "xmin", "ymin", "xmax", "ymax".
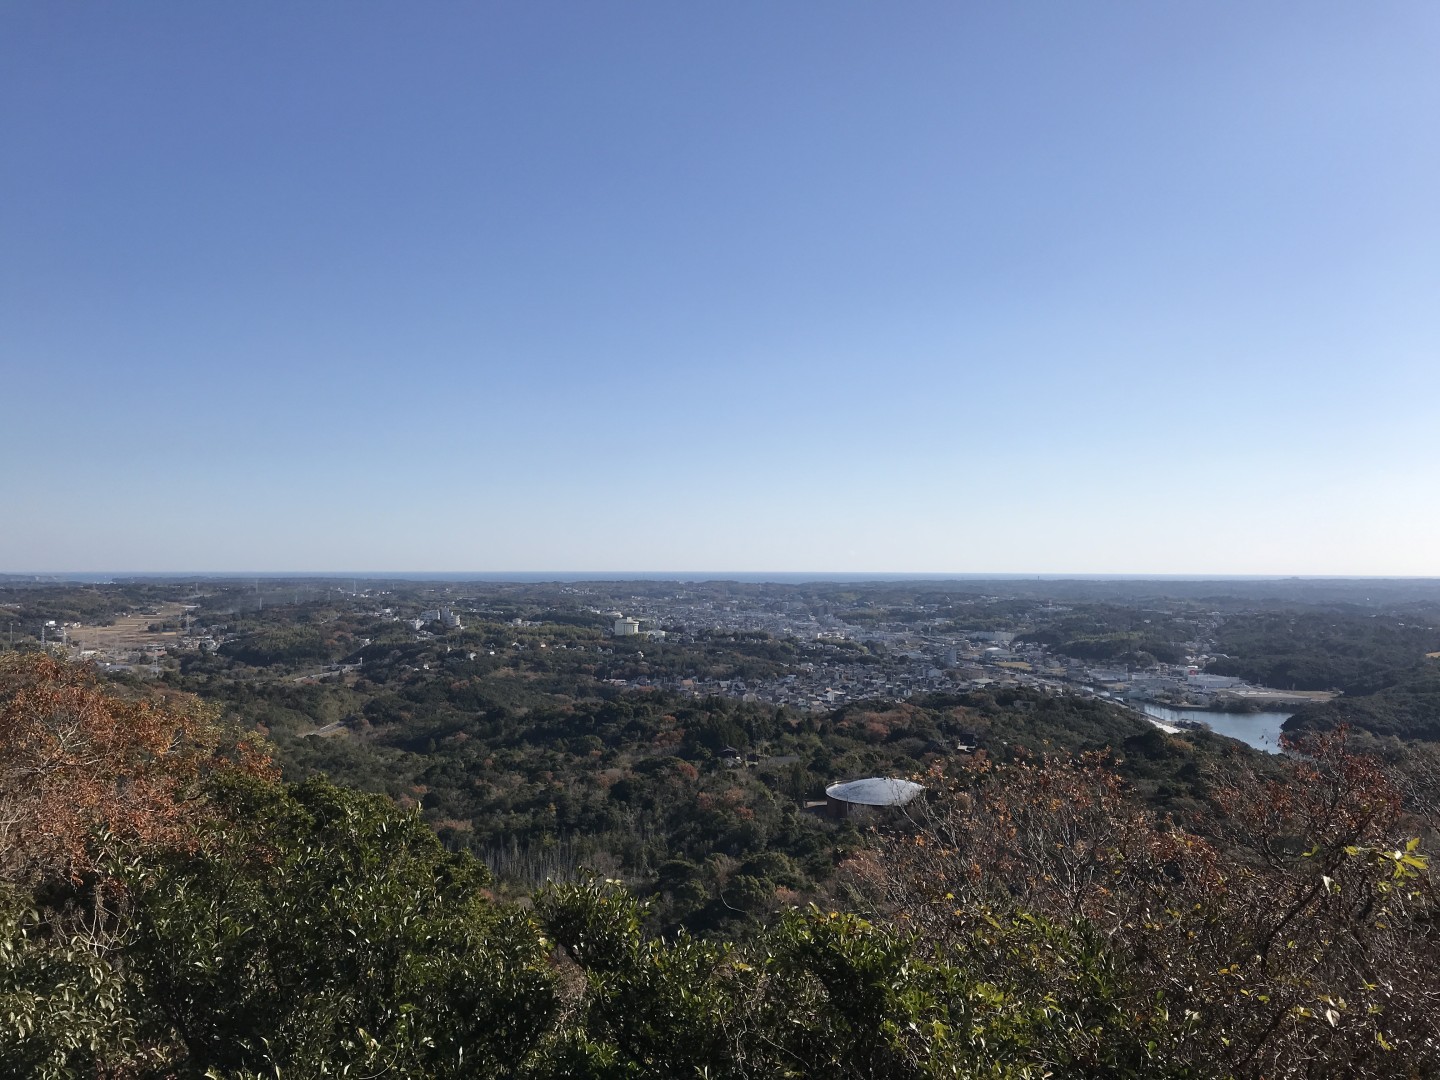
[{"xmin": 10, "ymin": 571, "xmax": 1431, "ymax": 585}]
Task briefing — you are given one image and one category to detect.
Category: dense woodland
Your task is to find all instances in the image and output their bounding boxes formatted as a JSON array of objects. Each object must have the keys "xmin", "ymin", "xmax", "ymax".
[
  {"xmin": 2, "ymin": 655, "xmax": 1437, "ymax": 1078},
  {"xmin": 150, "ymin": 595, "xmax": 1269, "ymax": 928}
]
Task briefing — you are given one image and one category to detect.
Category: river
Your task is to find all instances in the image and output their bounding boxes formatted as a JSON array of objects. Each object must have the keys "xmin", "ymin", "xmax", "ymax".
[{"xmin": 1138, "ymin": 703, "xmax": 1292, "ymax": 754}]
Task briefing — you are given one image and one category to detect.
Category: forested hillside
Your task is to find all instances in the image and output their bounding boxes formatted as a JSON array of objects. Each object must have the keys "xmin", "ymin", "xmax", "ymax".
[
  {"xmin": 165, "ymin": 611, "xmax": 1253, "ymax": 932},
  {"xmin": 1207, "ymin": 612, "xmax": 1440, "ymax": 695},
  {"xmin": 3, "ymin": 655, "xmax": 1438, "ymax": 1078},
  {"xmin": 1285, "ymin": 661, "xmax": 1440, "ymax": 742}
]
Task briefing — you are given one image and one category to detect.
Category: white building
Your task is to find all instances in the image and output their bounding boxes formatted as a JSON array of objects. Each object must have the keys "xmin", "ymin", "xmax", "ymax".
[
  {"xmin": 1186, "ymin": 673, "xmax": 1243, "ymax": 690},
  {"xmin": 613, "ymin": 616, "xmax": 640, "ymax": 637},
  {"xmin": 419, "ymin": 606, "xmax": 462, "ymax": 629}
]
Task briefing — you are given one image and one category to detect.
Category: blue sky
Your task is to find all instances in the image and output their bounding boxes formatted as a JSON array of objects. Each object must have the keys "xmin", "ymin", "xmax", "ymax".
[{"xmin": 3, "ymin": 2, "xmax": 1438, "ymax": 574}]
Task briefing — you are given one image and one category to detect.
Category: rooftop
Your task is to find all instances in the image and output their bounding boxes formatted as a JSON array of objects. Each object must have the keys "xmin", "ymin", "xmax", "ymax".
[{"xmin": 824, "ymin": 777, "xmax": 923, "ymax": 807}]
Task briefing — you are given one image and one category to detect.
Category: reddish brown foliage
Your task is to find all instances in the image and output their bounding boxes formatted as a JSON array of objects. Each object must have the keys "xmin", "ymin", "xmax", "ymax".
[
  {"xmin": 877, "ymin": 736, "xmax": 1440, "ymax": 1076},
  {"xmin": 0, "ymin": 654, "xmax": 273, "ymax": 885},
  {"xmin": 840, "ymin": 704, "xmax": 920, "ymax": 741}
]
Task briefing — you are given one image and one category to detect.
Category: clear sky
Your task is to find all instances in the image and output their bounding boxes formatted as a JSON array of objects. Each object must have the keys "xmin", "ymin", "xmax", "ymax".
[{"xmin": 3, "ymin": 2, "xmax": 1438, "ymax": 575}]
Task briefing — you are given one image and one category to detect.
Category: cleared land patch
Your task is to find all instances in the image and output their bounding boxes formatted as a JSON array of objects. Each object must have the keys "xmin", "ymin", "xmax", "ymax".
[{"xmin": 67, "ymin": 602, "xmax": 190, "ymax": 658}]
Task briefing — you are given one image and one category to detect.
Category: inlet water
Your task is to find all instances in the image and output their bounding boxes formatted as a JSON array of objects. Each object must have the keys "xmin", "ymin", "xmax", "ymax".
[{"xmin": 1139, "ymin": 703, "xmax": 1291, "ymax": 754}]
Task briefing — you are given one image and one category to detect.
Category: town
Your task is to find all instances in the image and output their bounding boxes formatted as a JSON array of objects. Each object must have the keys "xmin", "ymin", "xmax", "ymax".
[{"xmin": 9, "ymin": 577, "xmax": 1346, "ymax": 737}]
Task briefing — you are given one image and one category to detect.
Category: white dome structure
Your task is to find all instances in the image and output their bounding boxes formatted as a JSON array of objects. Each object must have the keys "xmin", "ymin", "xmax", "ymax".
[{"xmin": 824, "ymin": 777, "xmax": 923, "ymax": 818}]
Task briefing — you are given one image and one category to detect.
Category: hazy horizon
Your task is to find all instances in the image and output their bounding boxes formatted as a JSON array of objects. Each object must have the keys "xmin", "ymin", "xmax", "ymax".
[
  {"xmin": 5, "ymin": 3, "xmax": 1438, "ymax": 575},
  {"xmin": 8, "ymin": 570, "xmax": 1440, "ymax": 584}
]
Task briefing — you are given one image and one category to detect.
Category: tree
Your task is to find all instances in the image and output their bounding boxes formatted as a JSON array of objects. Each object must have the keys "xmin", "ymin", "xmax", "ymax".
[
  {"xmin": 125, "ymin": 775, "xmax": 559, "ymax": 1078},
  {"xmin": 872, "ymin": 736, "xmax": 1440, "ymax": 1077},
  {"xmin": 0, "ymin": 653, "xmax": 271, "ymax": 886},
  {"xmin": 0, "ymin": 654, "xmax": 271, "ymax": 1076}
]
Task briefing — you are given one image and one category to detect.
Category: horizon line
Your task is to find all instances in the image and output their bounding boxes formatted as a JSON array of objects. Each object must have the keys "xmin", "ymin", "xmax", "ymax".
[{"xmin": 5, "ymin": 570, "xmax": 1440, "ymax": 583}]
